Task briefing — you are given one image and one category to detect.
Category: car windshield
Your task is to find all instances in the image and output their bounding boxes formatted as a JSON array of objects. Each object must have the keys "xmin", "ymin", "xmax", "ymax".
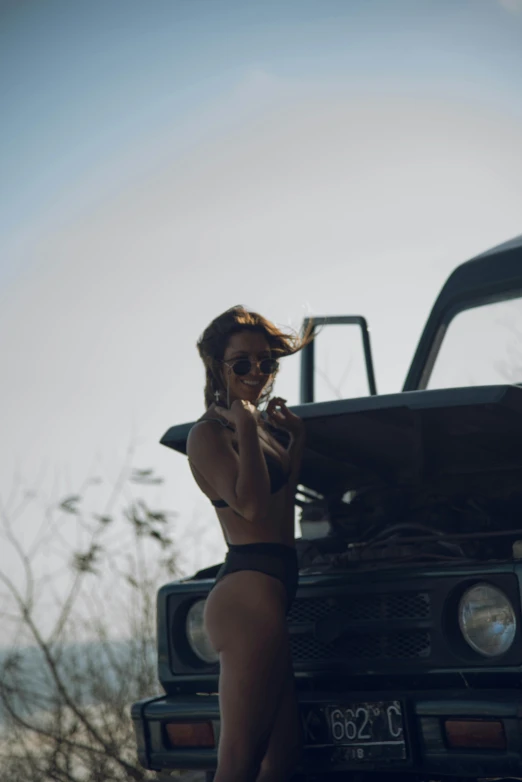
[{"xmin": 428, "ymin": 296, "xmax": 522, "ymax": 389}]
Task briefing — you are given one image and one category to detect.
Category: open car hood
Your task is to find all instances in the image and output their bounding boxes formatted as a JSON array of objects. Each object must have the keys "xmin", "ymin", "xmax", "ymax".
[{"xmin": 160, "ymin": 384, "xmax": 522, "ymax": 498}]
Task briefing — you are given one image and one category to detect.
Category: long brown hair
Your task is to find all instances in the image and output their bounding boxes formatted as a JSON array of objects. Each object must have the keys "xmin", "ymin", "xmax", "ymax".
[{"xmin": 197, "ymin": 305, "xmax": 313, "ymax": 409}]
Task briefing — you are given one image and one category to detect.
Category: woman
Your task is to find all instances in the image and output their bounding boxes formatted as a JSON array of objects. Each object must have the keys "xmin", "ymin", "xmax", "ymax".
[{"xmin": 186, "ymin": 305, "xmax": 310, "ymax": 782}]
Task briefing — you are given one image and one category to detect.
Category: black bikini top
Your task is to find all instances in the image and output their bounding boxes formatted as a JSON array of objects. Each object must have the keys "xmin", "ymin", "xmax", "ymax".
[
  {"xmin": 192, "ymin": 417, "xmax": 290, "ymax": 509},
  {"xmin": 211, "ymin": 447, "xmax": 289, "ymax": 507}
]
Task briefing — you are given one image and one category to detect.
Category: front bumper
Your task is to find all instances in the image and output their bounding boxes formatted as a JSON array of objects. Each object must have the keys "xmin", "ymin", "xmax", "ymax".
[{"xmin": 132, "ymin": 688, "xmax": 522, "ymax": 777}]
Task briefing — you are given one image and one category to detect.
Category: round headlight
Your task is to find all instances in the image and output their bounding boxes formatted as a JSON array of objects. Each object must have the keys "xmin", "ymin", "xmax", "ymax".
[
  {"xmin": 186, "ymin": 599, "xmax": 218, "ymax": 664},
  {"xmin": 458, "ymin": 583, "xmax": 516, "ymax": 657}
]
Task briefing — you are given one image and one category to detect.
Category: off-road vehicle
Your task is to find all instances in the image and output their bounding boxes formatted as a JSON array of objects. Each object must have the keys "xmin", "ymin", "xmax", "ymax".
[{"xmin": 133, "ymin": 235, "xmax": 522, "ymax": 781}]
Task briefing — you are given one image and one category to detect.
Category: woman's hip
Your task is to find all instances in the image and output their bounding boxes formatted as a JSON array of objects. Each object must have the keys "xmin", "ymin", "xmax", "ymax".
[{"xmin": 207, "ymin": 542, "xmax": 299, "ymax": 620}]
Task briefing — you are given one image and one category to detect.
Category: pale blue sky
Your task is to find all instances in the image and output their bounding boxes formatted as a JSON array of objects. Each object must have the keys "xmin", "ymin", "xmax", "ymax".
[
  {"xmin": 1, "ymin": 0, "xmax": 522, "ymax": 602},
  {"xmin": 3, "ymin": 0, "xmax": 522, "ymax": 283}
]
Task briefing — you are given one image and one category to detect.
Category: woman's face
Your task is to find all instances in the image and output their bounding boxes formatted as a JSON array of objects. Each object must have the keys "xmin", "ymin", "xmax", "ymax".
[{"xmin": 221, "ymin": 330, "xmax": 273, "ymax": 405}]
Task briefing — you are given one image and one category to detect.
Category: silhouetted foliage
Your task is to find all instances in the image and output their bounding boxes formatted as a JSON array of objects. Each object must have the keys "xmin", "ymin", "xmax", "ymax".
[{"xmin": 0, "ymin": 459, "xmax": 180, "ymax": 781}]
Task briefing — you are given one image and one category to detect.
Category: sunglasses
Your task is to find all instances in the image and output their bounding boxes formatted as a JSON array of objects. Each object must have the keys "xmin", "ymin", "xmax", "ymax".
[{"xmin": 223, "ymin": 358, "xmax": 279, "ymax": 376}]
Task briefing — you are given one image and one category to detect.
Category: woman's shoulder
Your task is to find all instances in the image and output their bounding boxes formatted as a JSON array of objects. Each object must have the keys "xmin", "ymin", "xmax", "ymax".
[
  {"xmin": 187, "ymin": 408, "xmax": 232, "ymax": 453},
  {"xmin": 194, "ymin": 404, "xmax": 234, "ymax": 429}
]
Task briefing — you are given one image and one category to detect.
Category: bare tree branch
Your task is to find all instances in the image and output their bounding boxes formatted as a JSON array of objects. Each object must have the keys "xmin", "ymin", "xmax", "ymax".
[{"xmin": 0, "ymin": 456, "xmax": 179, "ymax": 782}]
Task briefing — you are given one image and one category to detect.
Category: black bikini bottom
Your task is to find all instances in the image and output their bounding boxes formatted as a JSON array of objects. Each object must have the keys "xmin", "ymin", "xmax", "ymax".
[{"xmin": 212, "ymin": 542, "xmax": 299, "ymax": 614}]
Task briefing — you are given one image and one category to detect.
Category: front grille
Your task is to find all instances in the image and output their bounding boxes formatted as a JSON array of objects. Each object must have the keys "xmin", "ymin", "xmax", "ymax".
[
  {"xmin": 288, "ymin": 592, "xmax": 430, "ymax": 624},
  {"xmin": 291, "ymin": 636, "xmax": 337, "ymax": 662},
  {"xmin": 288, "ymin": 591, "xmax": 432, "ymax": 667},
  {"xmin": 337, "ymin": 630, "xmax": 431, "ymax": 659},
  {"xmin": 290, "ymin": 630, "xmax": 431, "ymax": 663}
]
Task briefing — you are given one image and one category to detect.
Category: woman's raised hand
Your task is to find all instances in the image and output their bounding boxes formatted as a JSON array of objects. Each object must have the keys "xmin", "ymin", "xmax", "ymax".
[
  {"xmin": 266, "ymin": 397, "xmax": 304, "ymax": 438},
  {"xmin": 213, "ymin": 399, "xmax": 260, "ymax": 428}
]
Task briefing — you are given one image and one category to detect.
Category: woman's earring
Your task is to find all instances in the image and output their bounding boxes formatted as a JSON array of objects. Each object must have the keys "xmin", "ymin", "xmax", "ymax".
[{"xmin": 214, "ymin": 389, "xmax": 221, "ymax": 403}]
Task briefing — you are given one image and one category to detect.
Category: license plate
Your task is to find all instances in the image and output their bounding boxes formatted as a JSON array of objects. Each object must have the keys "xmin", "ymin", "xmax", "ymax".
[{"xmin": 326, "ymin": 700, "xmax": 406, "ymax": 762}]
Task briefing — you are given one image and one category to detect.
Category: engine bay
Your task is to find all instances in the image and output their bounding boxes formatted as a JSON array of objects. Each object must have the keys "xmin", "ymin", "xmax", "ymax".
[{"xmin": 297, "ymin": 471, "xmax": 522, "ymax": 572}]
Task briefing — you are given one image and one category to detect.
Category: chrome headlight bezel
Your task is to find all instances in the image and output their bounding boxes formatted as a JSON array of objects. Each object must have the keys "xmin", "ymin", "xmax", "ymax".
[
  {"xmin": 185, "ymin": 598, "xmax": 218, "ymax": 664},
  {"xmin": 458, "ymin": 582, "xmax": 517, "ymax": 658}
]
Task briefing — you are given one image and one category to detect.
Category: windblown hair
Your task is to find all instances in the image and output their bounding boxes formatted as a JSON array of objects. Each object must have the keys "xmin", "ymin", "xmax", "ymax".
[{"xmin": 197, "ymin": 305, "xmax": 313, "ymax": 409}]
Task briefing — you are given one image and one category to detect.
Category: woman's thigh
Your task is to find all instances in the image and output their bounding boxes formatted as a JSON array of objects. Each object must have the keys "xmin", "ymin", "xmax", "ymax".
[
  {"xmin": 256, "ymin": 651, "xmax": 302, "ymax": 781},
  {"xmin": 204, "ymin": 571, "xmax": 291, "ymax": 769}
]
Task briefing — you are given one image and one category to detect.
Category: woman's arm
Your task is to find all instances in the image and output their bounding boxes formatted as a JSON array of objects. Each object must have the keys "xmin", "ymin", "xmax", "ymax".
[
  {"xmin": 187, "ymin": 404, "xmax": 271, "ymax": 522},
  {"xmin": 266, "ymin": 397, "xmax": 306, "ymax": 511},
  {"xmin": 286, "ymin": 430, "xmax": 306, "ymax": 496}
]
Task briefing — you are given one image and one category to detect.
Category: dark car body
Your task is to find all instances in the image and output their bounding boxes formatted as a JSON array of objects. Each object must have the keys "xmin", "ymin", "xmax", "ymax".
[{"xmin": 132, "ymin": 235, "xmax": 522, "ymax": 781}]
